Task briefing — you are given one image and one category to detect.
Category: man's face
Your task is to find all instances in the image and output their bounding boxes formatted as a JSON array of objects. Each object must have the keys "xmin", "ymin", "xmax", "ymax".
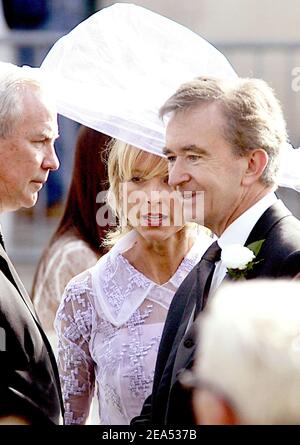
[
  {"xmin": 0, "ymin": 86, "xmax": 59, "ymax": 212},
  {"xmin": 164, "ymin": 103, "xmax": 248, "ymax": 235}
]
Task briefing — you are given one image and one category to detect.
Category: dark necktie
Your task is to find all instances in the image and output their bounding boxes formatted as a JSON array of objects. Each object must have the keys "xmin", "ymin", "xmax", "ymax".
[{"xmin": 194, "ymin": 240, "xmax": 221, "ymax": 316}]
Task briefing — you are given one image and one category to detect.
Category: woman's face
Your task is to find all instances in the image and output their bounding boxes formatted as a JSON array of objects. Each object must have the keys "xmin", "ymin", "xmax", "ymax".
[{"xmin": 121, "ymin": 151, "xmax": 185, "ymax": 243}]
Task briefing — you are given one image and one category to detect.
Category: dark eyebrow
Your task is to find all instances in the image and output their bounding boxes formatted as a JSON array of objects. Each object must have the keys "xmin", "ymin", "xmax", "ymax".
[{"xmin": 163, "ymin": 145, "xmax": 207, "ymax": 156}]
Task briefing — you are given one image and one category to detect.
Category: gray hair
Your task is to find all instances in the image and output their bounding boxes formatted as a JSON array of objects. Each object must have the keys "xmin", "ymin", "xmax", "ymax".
[
  {"xmin": 194, "ymin": 280, "xmax": 300, "ymax": 424},
  {"xmin": 0, "ymin": 62, "xmax": 52, "ymax": 137},
  {"xmin": 160, "ymin": 76, "xmax": 288, "ymax": 186}
]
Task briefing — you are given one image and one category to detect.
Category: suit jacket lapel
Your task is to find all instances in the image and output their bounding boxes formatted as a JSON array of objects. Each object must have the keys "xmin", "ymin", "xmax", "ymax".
[
  {"xmin": 167, "ymin": 287, "xmax": 197, "ymax": 365},
  {"xmin": 166, "ymin": 266, "xmax": 202, "ymax": 388},
  {"xmin": 153, "ymin": 266, "xmax": 199, "ymax": 390},
  {"xmin": 245, "ymin": 200, "xmax": 291, "ymax": 246},
  {"xmin": 222, "ymin": 201, "xmax": 291, "ymax": 285},
  {"xmin": 0, "ymin": 244, "xmax": 37, "ymax": 318}
]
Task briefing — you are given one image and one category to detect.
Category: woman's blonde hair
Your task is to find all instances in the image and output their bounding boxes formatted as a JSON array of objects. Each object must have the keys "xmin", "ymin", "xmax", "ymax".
[{"xmin": 104, "ymin": 139, "xmax": 168, "ymax": 246}]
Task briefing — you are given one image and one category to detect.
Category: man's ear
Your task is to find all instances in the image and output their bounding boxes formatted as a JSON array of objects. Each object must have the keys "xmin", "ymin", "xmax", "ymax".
[
  {"xmin": 193, "ymin": 388, "xmax": 238, "ymax": 425},
  {"xmin": 241, "ymin": 149, "xmax": 269, "ymax": 187}
]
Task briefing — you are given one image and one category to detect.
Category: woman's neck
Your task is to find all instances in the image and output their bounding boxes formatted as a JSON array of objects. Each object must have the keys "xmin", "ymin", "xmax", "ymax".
[{"xmin": 122, "ymin": 228, "xmax": 195, "ymax": 285}]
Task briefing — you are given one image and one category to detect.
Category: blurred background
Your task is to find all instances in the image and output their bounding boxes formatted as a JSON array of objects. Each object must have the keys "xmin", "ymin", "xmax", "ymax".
[{"xmin": 0, "ymin": 0, "xmax": 299, "ymax": 292}]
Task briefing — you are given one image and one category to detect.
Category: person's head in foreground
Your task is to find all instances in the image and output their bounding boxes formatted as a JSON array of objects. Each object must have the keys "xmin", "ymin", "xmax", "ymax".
[
  {"xmin": 106, "ymin": 139, "xmax": 197, "ymax": 247},
  {"xmin": 161, "ymin": 76, "xmax": 288, "ymax": 235},
  {"xmin": 184, "ymin": 280, "xmax": 300, "ymax": 425},
  {"xmin": 0, "ymin": 62, "xmax": 59, "ymax": 213}
]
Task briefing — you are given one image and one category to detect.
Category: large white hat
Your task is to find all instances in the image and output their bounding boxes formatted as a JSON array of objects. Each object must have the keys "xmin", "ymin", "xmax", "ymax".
[
  {"xmin": 41, "ymin": 3, "xmax": 237, "ymax": 156},
  {"xmin": 40, "ymin": 2, "xmax": 300, "ymax": 193}
]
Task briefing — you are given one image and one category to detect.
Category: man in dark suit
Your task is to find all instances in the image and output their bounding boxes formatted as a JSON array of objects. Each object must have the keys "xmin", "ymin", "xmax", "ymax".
[
  {"xmin": 132, "ymin": 76, "xmax": 300, "ymax": 424},
  {"xmin": 0, "ymin": 62, "xmax": 63, "ymax": 424}
]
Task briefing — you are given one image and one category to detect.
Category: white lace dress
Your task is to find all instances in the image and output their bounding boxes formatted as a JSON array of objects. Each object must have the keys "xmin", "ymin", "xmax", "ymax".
[
  {"xmin": 33, "ymin": 232, "xmax": 99, "ymax": 333},
  {"xmin": 55, "ymin": 230, "xmax": 212, "ymax": 425}
]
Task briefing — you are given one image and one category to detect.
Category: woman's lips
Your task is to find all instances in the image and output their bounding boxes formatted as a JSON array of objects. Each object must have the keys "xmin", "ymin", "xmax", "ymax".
[{"xmin": 142, "ymin": 213, "xmax": 168, "ymax": 226}]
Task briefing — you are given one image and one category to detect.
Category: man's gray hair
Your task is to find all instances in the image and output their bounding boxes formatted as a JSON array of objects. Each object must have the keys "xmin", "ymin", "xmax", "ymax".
[
  {"xmin": 0, "ymin": 62, "xmax": 51, "ymax": 137},
  {"xmin": 194, "ymin": 280, "xmax": 300, "ymax": 424},
  {"xmin": 160, "ymin": 76, "xmax": 288, "ymax": 186}
]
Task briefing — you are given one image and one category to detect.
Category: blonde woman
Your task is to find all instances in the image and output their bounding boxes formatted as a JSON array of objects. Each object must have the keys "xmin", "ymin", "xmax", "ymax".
[{"xmin": 55, "ymin": 140, "xmax": 212, "ymax": 425}]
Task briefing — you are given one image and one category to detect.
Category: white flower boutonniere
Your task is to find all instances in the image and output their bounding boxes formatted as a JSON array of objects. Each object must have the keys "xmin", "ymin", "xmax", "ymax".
[{"xmin": 221, "ymin": 239, "xmax": 265, "ymax": 280}]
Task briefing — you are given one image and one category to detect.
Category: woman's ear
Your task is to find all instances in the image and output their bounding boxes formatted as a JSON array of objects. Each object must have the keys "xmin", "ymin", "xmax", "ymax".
[{"xmin": 242, "ymin": 149, "xmax": 269, "ymax": 187}]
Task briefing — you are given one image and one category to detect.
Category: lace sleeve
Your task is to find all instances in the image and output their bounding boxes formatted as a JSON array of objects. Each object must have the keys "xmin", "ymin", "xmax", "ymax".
[
  {"xmin": 34, "ymin": 238, "xmax": 98, "ymax": 333},
  {"xmin": 55, "ymin": 275, "xmax": 95, "ymax": 425}
]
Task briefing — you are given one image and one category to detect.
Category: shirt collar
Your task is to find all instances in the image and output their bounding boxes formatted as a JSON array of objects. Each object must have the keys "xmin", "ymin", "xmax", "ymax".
[{"xmin": 218, "ymin": 192, "xmax": 278, "ymax": 249}]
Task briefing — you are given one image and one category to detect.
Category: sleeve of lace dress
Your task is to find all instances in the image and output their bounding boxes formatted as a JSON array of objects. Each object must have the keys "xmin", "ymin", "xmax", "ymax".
[
  {"xmin": 34, "ymin": 240, "xmax": 98, "ymax": 333},
  {"xmin": 55, "ymin": 279, "xmax": 95, "ymax": 425}
]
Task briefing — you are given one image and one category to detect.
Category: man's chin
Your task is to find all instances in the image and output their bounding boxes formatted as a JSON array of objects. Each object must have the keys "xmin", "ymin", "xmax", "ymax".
[{"xmin": 22, "ymin": 193, "xmax": 38, "ymax": 209}]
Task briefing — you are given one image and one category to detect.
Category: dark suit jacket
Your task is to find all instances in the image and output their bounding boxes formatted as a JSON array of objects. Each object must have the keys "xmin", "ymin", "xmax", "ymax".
[
  {"xmin": 0, "ymin": 242, "xmax": 63, "ymax": 424},
  {"xmin": 132, "ymin": 200, "xmax": 300, "ymax": 424}
]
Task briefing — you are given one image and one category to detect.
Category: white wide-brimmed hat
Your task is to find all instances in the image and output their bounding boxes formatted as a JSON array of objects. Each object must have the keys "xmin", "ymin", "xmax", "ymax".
[
  {"xmin": 41, "ymin": 3, "xmax": 237, "ymax": 156},
  {"xmin": 40, "ymin": 2, "xmax": 300, "ymax": 192}
]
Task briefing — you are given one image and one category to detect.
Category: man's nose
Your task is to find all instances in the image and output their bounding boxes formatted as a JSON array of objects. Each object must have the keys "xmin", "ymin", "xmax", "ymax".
[
  {"xmin": 42, "ymin": 144, "xmax": 60, "ymax": 171},
  {"xmin": 168, "ymin": 159, "xmax": 190, "ymax": 187}
]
